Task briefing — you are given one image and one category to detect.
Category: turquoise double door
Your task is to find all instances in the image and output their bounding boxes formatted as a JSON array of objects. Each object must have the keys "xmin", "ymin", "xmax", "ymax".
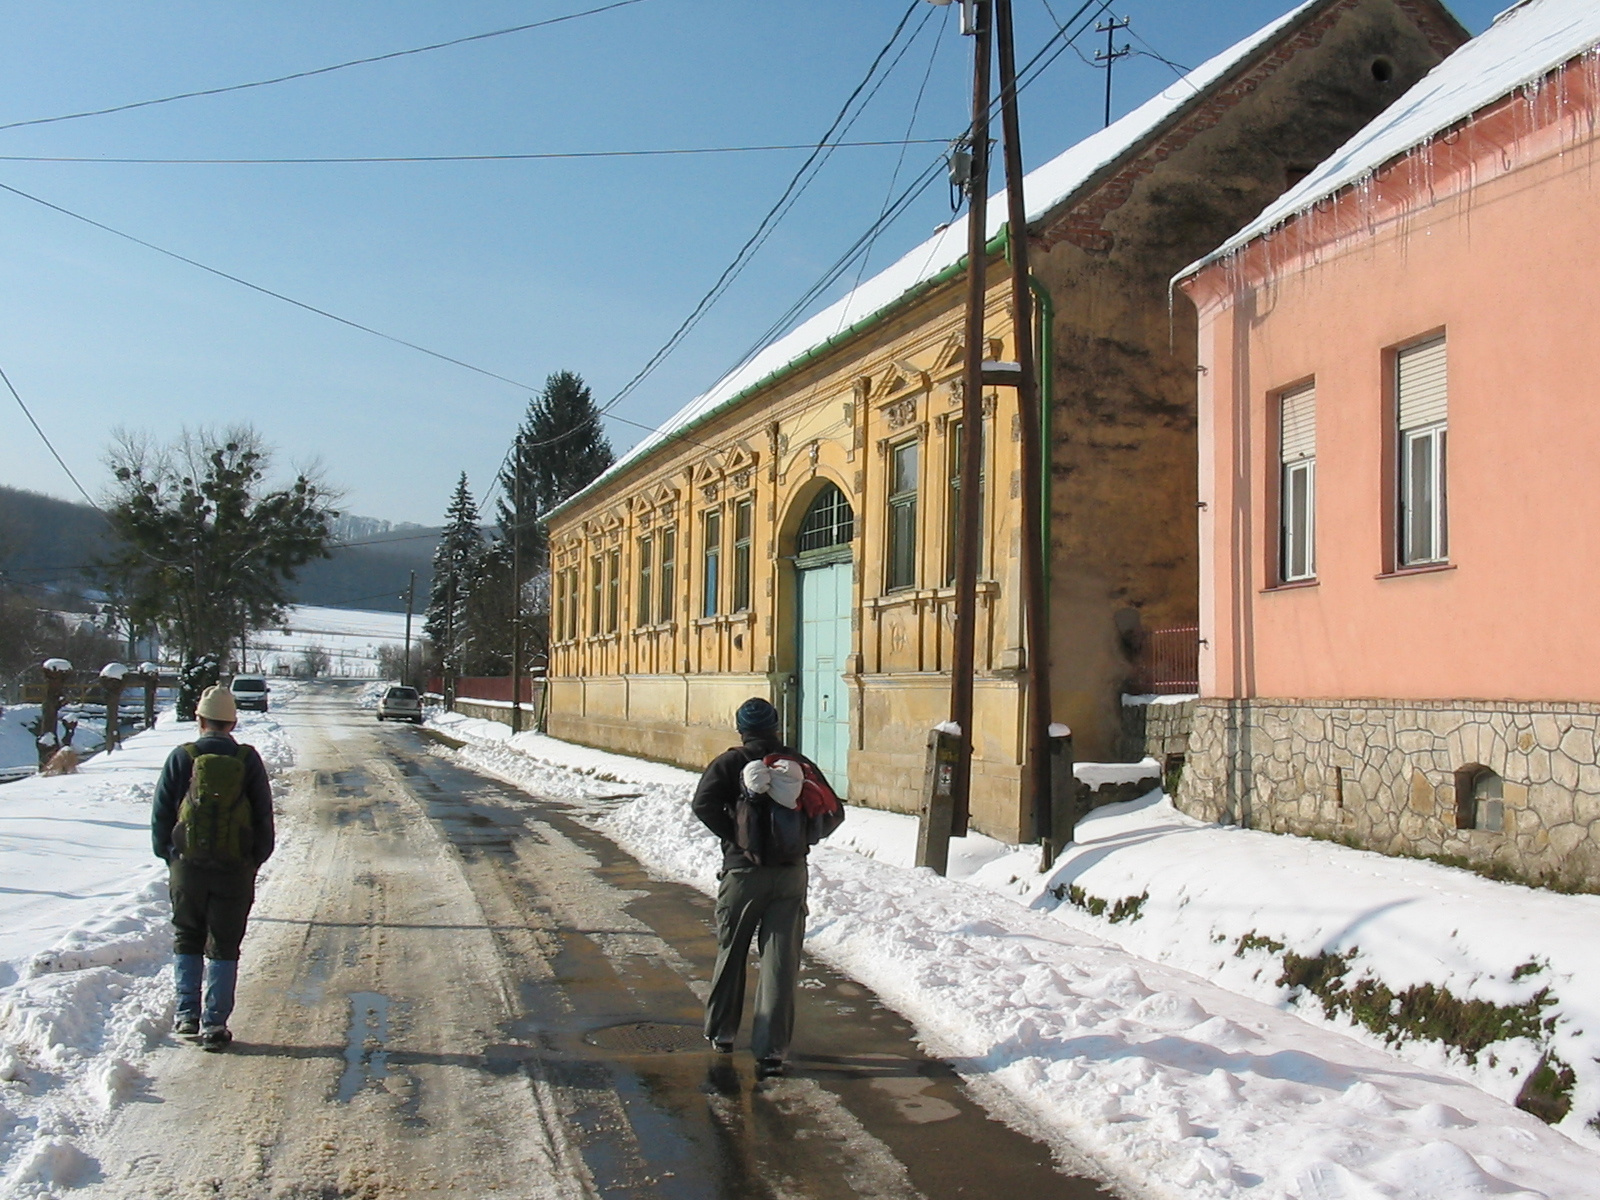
[{"xmin": 797, "ymin": 559, "xmax": 852, "ymax": 799}]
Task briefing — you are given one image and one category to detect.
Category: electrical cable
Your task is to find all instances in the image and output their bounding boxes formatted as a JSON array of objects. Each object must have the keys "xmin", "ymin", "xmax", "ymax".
[
  {"xmin": 0, "ymin": 0, "xmax": 651, "ymax": 135},
  {"xmin": 0, "ymin": 178, "xmax": 539, "ymax": 393},
  {"xmin": 589, "ymin": 1, "xmax": 1123, "ymax": 462},
  {"xmin": 501, "ymin": 0, "xmax": 1116, "ymax": 472},
  {"xmin": 581, "ymin": 1, "xmax": 930, "ymax": 439},
  {"xmin": 0, "ymin": 139, "xmax": 950, "ymax": 166},
  {"xmin": 0, "ymin": 361, "xmax": 102, "ymax": 510},
  {"xmin": 840, "ymin": 14, "xmax": 949, "ymax": 317}
]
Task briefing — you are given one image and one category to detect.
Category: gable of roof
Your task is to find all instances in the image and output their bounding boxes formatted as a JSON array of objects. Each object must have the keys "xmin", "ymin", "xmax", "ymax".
[
  {"xmin": 549, "ymin": 0, "xmax": 1451, "ymax": 525},
  {"xmin": 1177, "ymin": 0, "xmax": 1600, "ymax": 283}
]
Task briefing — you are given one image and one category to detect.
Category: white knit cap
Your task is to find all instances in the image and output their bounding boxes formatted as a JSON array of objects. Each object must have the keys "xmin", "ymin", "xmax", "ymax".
[{"xmin": 195, "ymin": 685, "xmax": 238, "ymax": 722}]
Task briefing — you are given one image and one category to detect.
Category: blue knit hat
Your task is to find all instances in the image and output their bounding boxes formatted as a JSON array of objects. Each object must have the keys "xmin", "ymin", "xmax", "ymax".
[{"xmin": 736, "ymin": 697, "xmax": 780, "ymax": 735}]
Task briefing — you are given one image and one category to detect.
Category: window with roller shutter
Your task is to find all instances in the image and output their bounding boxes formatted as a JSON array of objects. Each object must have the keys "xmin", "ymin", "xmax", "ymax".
[
  {"xmin": 1279, "ymin": 381, "xmax": 1316, "ymax": 582},
  {"xmin": 1397, "ymin": 336, "xmax": 1448, "ymax": 566}
]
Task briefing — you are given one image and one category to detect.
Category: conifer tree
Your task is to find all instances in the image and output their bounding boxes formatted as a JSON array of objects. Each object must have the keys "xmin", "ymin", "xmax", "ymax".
[
  {"xmin": 493, "ymin": 372, "xmax": 614, "ymax": 668},
  {"xmin": 424, "ymin": 473, "xmax": 483, "ymax": 687}
]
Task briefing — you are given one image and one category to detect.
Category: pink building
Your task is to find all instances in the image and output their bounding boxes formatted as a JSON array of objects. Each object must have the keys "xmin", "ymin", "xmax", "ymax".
[{"xmin": 1172, "ymin": 0, "xmax": 1600, "ymax": 887}]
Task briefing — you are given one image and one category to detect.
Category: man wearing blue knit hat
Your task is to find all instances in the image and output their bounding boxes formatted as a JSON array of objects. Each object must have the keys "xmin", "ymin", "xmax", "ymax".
[{"xmin": 692, "ymin": 696, "xmax": 843, "ymax": 1077}]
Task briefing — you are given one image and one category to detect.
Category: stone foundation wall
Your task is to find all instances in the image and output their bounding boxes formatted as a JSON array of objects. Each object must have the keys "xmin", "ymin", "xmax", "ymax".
[
  {"xmin": 1176, "ymin": 698, "xmax": 1600, "ymax": 890},
  {"xmin": 1119, "ymin": 697, "xmax": 1197, "ymax": 763}
]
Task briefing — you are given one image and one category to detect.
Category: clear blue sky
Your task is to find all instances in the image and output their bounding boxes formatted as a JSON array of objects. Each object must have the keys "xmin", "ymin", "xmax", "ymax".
[{"xmin": 0, "ymin": 0, "xmax": 1503, "ymax": 526}]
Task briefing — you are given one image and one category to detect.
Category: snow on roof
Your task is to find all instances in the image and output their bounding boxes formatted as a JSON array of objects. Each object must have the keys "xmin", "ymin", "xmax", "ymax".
[
  {"xmin": 548, "ymin": 0, "xmax": 1320, "ymax": 521},
  {"xmin": 1178, "ymin": 0, "xmax": 1600, "ymax": 281}
]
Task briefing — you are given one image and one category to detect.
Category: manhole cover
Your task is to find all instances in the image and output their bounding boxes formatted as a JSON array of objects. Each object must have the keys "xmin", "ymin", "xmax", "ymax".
[{"xmin": 584, "ymin": 1021, "xmax": 707, "ymax": 1055}]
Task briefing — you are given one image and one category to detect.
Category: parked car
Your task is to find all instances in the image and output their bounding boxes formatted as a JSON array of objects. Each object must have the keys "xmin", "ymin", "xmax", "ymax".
[
  {"xmin": 376, "ymin": 686, "xmax": 423, "ymax": 724},
  {"xmin": 229, "ymin": 675, "xmax": 270, "ymax": 712}
]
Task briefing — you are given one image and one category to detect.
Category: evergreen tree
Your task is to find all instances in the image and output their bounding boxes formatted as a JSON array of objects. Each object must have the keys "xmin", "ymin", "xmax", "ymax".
[
  {"xmin": 493, "ymin": 372, "xmax": 614, "ymax": 668},
  {"xmin": 424, "ymin": 473, "xmax": 484, "ymax": 686}
]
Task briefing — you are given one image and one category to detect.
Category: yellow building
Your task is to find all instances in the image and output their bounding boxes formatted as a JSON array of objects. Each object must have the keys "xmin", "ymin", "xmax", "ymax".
[{"xmin": 544, "ymin": 0, "xmax": 1463, "ymax": 841}]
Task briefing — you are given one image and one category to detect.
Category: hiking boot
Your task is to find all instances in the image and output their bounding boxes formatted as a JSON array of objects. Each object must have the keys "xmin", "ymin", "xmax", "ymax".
[
  {"xmin": 708, "ymin": 1036, "xmax": 733, "ymax": 1054},
  {"xmin": 199, "ymin": 1025, "xmax": 233, "ymax": 1052},
  {"xmin": 756, "ymin": 1056, "xmax": 786, "ymax": 1079},
  {"xmin": 173, "ymin": 1015, "xmax": 200, "ymax": 1037}
]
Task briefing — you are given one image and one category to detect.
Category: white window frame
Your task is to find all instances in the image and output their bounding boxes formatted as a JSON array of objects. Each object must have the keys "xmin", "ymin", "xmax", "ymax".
[
  {"xmin": 1278, "ymin": 382, "xmax": 1316, "ymax": 582},
  {"xmin": 1400, "ymin": 423, "xmax": 1448, "ymax": 566},
  {"xmin": 1396, "ymin": 336, "xmax": 1448, "ymax": 567}
]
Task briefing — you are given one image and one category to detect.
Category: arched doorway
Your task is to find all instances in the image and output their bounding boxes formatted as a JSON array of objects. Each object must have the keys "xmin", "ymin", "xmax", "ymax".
[{"xmin": 793, "ymin": 483, "xmax": 854, "ymax": 798}]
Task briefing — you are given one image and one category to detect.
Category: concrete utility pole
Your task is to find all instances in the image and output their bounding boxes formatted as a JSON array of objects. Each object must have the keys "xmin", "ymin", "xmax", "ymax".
[
  {"xmin": 444, "ymin": 571, "xmax": 457, "ymax": 711},
  {"xmin": 1095, "ymin": 16, "xmax": 1132, "ymax": 128},
  {"xmin": 403, "ymin": 570, "xmax": 416, "ymax": 687},
  {"xmin": 510, "ymin": 439, "xmax": 524, "ymax": 735}
]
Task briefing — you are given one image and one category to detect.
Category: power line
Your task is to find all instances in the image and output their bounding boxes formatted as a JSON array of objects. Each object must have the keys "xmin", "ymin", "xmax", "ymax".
[
  {"xmin": 0, "ymin": 360, "xmax": 102, "ymax": 510},
  {"xmin": 589, "ymin": 2, "xmax": 931, "ymax": 430},
  {"xmin": 0, "ymin": 179, "xmax": 540, "ymax": 393},
  {"xmin": 506, "ymin": 0, "xmax": 1116, "ymax": 474},
  {"xmin": 512, "ymin": 1, "xmax": 932, "ymax": 459},
  {"xmin": 0, "ymin": 139, "xmax": 950, "ymax": 166},
  {"xmin": 0, "ymin": 0, "xmax": 651, "ymax": 135}
]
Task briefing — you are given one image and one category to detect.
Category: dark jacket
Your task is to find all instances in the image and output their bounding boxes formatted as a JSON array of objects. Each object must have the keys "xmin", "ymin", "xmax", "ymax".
[
  {"xmin": 692, "ymin": 734, "xmax": 839, "ymax": 874},
  {"xmin": 151, "ymin": 731, "xmax": 275, "ymax": 868}
]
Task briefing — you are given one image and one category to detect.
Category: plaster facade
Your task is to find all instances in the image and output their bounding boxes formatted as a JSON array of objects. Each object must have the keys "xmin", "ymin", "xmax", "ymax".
[
  {"xmin": 544, "ymin": 0, "xmax": 1462, "ymax": 842},
  {"xmin": 1176, "ymin": 40, "xmax": 1600, "ymax": 884}
]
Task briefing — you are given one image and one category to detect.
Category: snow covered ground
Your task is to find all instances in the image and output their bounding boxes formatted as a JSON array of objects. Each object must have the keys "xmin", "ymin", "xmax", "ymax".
[
  {"xmin": 0, "ymin": 705, "xmax": 295, "ymax": 1195},
  {"xmin": 245, "ymin": 605, "xmax": 410, "ymax": 678},
  {"xmin": 429, "ymin": 711, "xmax": 1600, "ymax": 1200},
  {"xmin": 6, "ymin": 689, "xmax": 1598, "ymax": 1199}
]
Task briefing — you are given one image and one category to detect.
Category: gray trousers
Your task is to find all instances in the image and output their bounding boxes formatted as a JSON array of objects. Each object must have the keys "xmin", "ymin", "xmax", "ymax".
[{"xmin": 704, "ymin": 864, "xmax": 808, "ymax": 1061}]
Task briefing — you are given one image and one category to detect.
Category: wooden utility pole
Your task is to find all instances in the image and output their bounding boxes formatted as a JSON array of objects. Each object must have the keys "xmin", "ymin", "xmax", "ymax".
[
  {"xmin": 948, "ymin": 0, "xmax": 993, "ymax": 838},
  {"xmin": 1095, "ymin": 16, "xmax": 1132, "ymax": 128},
  {"xmin": 510, "ymin": 440, "xmax": 524, "ymax": 734},
  {"xmin": 995, "ymin": 0, "xmax": 1055, "ymax": 852}
]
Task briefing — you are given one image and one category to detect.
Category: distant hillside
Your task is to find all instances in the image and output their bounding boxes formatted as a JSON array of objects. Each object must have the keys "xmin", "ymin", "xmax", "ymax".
[
  {"xmin": 0, "ymin": 486, "xmax": 111, "ymax": 604},
  {"xmin": 292, "ymin": 526, "xmax": 438, "ymax": 613},
  {"xmin": 0, "ymin": 486, "xmax": 437, "ymax": 615}
]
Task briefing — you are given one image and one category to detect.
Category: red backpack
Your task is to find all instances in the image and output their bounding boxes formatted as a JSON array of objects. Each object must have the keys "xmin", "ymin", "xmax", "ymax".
[{"xmin": 765, "ymin": 753, "xmax": 844, "ymax": 830}]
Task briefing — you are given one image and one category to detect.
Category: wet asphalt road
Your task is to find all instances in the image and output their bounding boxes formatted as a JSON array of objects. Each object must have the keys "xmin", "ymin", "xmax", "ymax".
[{"xmin": 89, "ymin": 686, "xmax": 1119, "ymax": 1199}]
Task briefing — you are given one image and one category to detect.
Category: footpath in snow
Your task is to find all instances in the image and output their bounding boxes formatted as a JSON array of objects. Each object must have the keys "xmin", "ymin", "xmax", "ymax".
[
  {"xmin": 431, "ymin": 712, "xmax": 1600, "ymax": 1200},
  {"xmin": 0, "ymin": 698, "xmax": 296, "ymax": 1196}
]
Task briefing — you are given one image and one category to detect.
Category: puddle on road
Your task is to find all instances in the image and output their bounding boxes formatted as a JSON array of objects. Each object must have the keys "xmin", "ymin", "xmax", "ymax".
[
  {"xmin": 289, "ymin": 945, "xmax": 335, "ymax": 1007},
  {"xmin": 336, "ymin": 991, "xmax": 391, "ymax": 1102}
]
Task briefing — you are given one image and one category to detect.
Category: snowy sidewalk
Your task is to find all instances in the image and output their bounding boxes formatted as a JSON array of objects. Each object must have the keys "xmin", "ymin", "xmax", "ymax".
[
  {"xmin": 0, "ymin": 706, "xmax": 295, "ymax": 1195},
  {"xmin": 431, "ymin": 712, "xmax": 1600, "ymax": 1200}
]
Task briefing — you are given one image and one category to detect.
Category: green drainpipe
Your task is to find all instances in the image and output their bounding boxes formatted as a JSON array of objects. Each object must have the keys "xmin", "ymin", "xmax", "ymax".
[{"xmin": 1028, "ymin": 273, "xmax": 1054, "ymax": 589}]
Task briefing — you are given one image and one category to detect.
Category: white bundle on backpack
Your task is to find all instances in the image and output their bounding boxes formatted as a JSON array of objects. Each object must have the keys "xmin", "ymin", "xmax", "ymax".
[{"xmin": 740, "ymin": 756, "xmax": 804, "ymax": 809}]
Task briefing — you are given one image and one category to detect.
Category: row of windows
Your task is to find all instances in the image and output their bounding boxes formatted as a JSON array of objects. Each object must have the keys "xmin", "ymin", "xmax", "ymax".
[
  {"xmin": 554, "ymin": 415, "xmax": 994, "ymax": 643},
  {"xmin": 1277, "ymin": 334, "xmax": 1447, "ymax": 585}
]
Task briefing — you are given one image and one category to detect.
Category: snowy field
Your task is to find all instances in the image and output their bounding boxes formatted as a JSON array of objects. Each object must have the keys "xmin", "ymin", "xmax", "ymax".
[
  {"xmin": 429, "ymin": 711, "xmax": 1600, "ymax": 1200},
  {"xmin": 0, "ymin": 703, "xmax": 295, "ymax": 1194},
  {"xmin": 244, "ymin": 605, "xmax": 410, "ymax": 678}
]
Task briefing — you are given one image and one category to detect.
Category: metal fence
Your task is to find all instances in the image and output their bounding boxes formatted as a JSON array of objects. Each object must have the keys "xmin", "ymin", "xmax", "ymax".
[{"xmin": 1135, "ymin": 625, "xmax": 1200, "ymax": 695}]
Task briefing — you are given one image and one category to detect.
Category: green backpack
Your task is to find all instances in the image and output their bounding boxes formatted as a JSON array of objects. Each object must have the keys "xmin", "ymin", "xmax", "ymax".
[{"xmin": 175, "ymin": 744, "xmax": 253, "ymax": 867}]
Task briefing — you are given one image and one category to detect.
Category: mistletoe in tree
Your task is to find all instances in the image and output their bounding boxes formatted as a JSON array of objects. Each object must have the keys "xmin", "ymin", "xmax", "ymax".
[{"xmin": 102, "ymin": 427, "xmax": 336, "ymax": 717}]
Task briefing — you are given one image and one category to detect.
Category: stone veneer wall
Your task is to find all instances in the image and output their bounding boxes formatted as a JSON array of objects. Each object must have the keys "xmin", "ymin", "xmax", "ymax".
[
  {"xmin": 1176, "ymin": 698, "xmax": 1600, "ymax": 890},
  {"xmin": 1119, "ymin": 697, "xmax": 1197, "ymax": 764}
]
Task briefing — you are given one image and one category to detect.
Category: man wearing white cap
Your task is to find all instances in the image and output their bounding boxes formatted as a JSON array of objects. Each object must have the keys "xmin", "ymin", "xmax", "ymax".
[{"xmin": 151, "ymin": 684, "xmax": 275, "ymax": 1050}]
